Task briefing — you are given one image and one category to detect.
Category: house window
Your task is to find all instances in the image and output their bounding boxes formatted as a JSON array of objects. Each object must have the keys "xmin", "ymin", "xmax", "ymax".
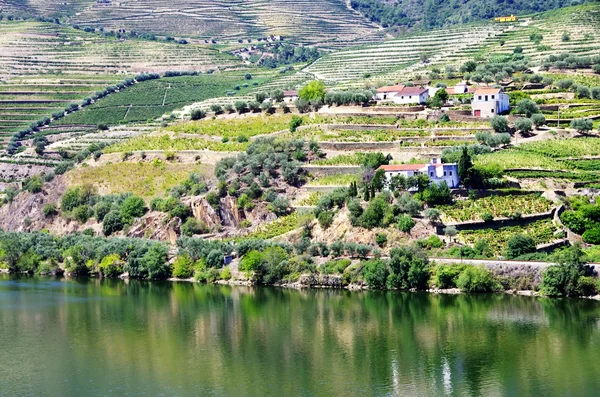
[
  {"xmin": 478, "ymin": 96, "xmax": 482, "ymax": 100},
  {"xmin": 449, "ymin": 171, "xmax": 453, "ymax": 176},
  {"xmin": 491, "ymin": 109, "xmax": 494, "ymax": 113},
  {"xmin": 430, "ymin": 172, "xmax": 434, "ymax": 177},
  {"xmin": 491, "ymin": 95, "xmax": 495, "ymax": 99},
  {"xmin": 444, "ymin": 171, "xmax": 447, "ymax": 176}
]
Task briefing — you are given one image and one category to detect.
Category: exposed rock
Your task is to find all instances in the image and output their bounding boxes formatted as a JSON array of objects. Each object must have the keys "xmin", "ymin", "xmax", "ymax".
[
  {"xmin": 188, "ymin": 196, "xmax": 223, "ymax": 228},
  {"xmin": 127, "ymin": 212, "xmax": 181, "ymax": 243}
]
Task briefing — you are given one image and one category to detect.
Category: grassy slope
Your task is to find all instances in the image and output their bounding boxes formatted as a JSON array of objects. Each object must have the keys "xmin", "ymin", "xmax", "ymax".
[{"xmin": 67, "ymin": 162, "xmax": 212, "ymax": 198}]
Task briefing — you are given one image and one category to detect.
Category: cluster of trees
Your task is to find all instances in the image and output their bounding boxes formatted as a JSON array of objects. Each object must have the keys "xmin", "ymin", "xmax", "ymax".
[
  {"xmin": 258, "ymin": 44, "xmax": 321, "ymax": 68},
  {"xmin": 560, "ymin": 196, "xmax": 600, "ymax": 244},
  {"xmin": 462, "ymin": 56, "xmax": 529, "ymax": 85},
  {"xmin": 349, "ymin": 0, "xmax": 415, "ymax": 28},
  {"xmin": 349, "ymin": 0, "xmax": 582, "ymax": 29},
  {"xmin": 323, "ymin": 90, "xmax": 375, "ymax": 106},
  {"xmin": 543, "ymin": 53, "xmax": 600, "ymax": 73},
  {"xmin": 212, "ymin": 137, "xmax": 319, "ymax": 218},
  {"xmin": 59, "ymin": 186, "xmax": 147, "ymax": 236}
]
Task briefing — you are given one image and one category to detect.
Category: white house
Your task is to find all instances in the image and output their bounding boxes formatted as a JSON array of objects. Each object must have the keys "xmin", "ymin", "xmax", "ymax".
[
  {"xmin": 393, "ymin": 86, "xmax": 430, "ymax": 105},
  {"xmin": 472, "ymin": 88, "xmax": 510, "ymax": 118},
  {"xmin": 375, "ymin": 85, "xmax": 404, "ymax": 101},
  {"xmin": 379, "ymin": 158, "xmax": 460, "ymax": 189},
  {"xmin": 283, "ymin": 90, "xmax": 298, "ymax": 103}
]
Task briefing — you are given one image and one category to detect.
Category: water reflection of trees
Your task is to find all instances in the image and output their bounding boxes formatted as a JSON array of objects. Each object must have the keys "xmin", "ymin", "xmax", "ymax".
[{"xmin": 2, "ymin": 275, "xmax": 600, "ymax": 396}]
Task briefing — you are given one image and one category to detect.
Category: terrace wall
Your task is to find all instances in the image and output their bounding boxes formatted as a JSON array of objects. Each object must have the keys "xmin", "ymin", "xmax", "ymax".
[{"xmin": 435, "ymin": 208, "xmax": 555, "ymax": 234}]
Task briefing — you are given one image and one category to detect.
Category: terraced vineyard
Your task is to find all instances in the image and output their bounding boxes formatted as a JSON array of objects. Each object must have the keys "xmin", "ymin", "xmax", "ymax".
[
  {"xmin": 0, "ymin": 0, "xmax": 384, "ymax": 47},
  {"xmin": 307, "ymin": 4, "xmax": 600, "ymax": 85},
  {"xmin": 438, "ymin": 193, "xmax": 553, "ymax": 223},
  {"xmin": 0, "ymin": 21, "xmax": 238, "ymax": 79},
  {"xmin": 0, "ymin": 74, "xmax": 123, "ymax": 145},
  {"xmin": 54, "ymin": 72, "xmax": 273, "ymax": 127}
]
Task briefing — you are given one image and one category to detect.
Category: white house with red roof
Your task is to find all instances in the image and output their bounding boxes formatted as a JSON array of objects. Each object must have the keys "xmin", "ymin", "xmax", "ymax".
[
  {"xmin": 394, "ymin": 86, "xmax": 430, "ymax": 105},
  {"xmin": 472, "ymin": 87, "xmax": 510, "ymax": 117},
  {"xmin": 375, "ymin": 85, "xmax": 405, "ymax": 101},
  {"xmin": 378, "ymin": 158, "xmax": 460, "ymax": 189}
]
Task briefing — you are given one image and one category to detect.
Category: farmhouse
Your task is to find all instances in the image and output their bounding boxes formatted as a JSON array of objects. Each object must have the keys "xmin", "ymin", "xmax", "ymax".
[
  {"xmin": 375, "ymin": 85, "xmax": 430, "ymax": 104},
  {"xmin": 379, "ymin": 159, "xmax": 460, "ymax": 189},
  {"xmin": 393, "ymin": 86, "xmax": 430, "ymax": 105},
  {"xmin": 283, "ymin": 90, "xmax": 299, "ymax": 103},
  {"xmin": 375, "ymin": 85, "xmax": 404, "ymax": 101},
  {"xmin": 472, "ymin": 88, "xmax": 510, "ymax": 118}
]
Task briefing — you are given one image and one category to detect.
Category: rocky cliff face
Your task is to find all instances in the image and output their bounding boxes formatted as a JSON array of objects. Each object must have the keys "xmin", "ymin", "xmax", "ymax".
[{"xmin": 0, "ymin": 176, "xmax": 70, "ymax": 233}]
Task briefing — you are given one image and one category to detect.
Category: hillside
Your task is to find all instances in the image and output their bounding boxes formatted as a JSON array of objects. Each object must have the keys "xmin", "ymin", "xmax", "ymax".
[
  {"xmin": 350, "ymin": 0, "xmax": 596, "ymax": 30},
  {"xmin": 0, "ymin": 0, "xmax": 386, "ymax": 48},
  {"xmin": 307, "ymin": 4, "xmax": 600, "ymax": 85}
]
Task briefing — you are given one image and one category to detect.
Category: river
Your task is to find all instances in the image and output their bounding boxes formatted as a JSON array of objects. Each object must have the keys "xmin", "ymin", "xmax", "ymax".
[{"xmin": 1, "ymin": 274, "xmax": 600, "ymax": 396}]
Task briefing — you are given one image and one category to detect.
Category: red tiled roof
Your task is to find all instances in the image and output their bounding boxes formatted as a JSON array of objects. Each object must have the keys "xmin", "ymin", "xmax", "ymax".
[
  {"xmin": 474, "ymin": 88, "xmax": 501, "ymax": 96},
  {"xmin": 376, "ymin": 85, "xmax": 404, "ymax": 93},
  {"xmin": 283, "ymin": 90, "xmax": 298, "ymax": 96},
  {"xmin": 379, "ymin": 164, "xmax": 425, "ymax": 172},
  {"xmin": 398, "ymin": 86, "xmax": 428, "ymax": 96}
]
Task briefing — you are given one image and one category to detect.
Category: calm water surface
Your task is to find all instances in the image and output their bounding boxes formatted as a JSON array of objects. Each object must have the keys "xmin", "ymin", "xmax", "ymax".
[{"xmin": 1, "ymin": 274, "xmax": 600, "ymax": 397}]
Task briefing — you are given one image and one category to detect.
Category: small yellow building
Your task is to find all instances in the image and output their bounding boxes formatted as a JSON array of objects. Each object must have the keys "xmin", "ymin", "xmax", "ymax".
[{"xmin": 494, "ymin": 15, "xmax": 517, "ymax": 23}]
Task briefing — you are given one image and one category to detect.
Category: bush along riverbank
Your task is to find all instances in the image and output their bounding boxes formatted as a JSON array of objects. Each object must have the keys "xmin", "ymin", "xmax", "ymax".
[{"xmin": 1, "ymin": 231, "xmax": 600, "ymax": 299}]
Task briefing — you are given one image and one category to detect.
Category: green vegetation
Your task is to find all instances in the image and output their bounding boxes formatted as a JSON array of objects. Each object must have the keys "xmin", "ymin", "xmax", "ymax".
[
  {"xmin": 560, "ymin": 196, "xmax": 600, "ymax": 244},
  {"xmin": 438, "ymin": 193, "xmax": 552, "ymax": 223},
  {"xmin": 68, "ymin": 162, "xmax": 210, "ymax": 199},
  {"xmin": 57, "ymin": 73, "xmax": 270, "ymax": 126},
  {"xmin": 459, "ymin": 219, "xmax": 561, "ymax": 256},
  {"xmin": 104, "ymin": 135, "xmax": 247, "ymax": 153},
  {"xmin": 167, "ymin": 114, "xmax": 296, "ymax": 138}
]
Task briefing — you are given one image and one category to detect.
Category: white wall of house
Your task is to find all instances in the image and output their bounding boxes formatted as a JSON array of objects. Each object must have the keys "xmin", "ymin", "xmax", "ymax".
[
  {"xmin": 393, "ymin": 91, "xmax": 429, "ymax": 105},
  {"xmin": 376, "ymin": 91, "xmax": 399, "ymax": 101},
  {"xmin": 424, "ymin": 164, "xmax": 460, "ymax": 188},
  {"xmin": 283, "ymin": 95, "xmax": 298, "ymax": 103},
  {"xmin": 472, "ymin": 92, "xmax": 510, "ymax": 117}
]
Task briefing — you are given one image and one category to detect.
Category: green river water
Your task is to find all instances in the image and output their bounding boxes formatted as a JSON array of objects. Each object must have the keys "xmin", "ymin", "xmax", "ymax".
[{"xmin": 1, "ymin": 274, "xmax": 600, "ymax": 396}]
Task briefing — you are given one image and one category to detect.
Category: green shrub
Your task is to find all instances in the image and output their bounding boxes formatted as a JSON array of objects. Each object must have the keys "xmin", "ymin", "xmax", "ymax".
[
  {"xmin": 73, "ymin": 205, "xmax": 93, "ymax": 223},
  {"xmin": 317, "ymin": 211, "xmax": 334, "ymax": 230},
  {"xmin": 119, "ymin": 195, "xmax": 146, "ymax": 224},
  {"xmin": 482, "ymin": 212, "xmax": 493, "ymax": 222},
  {"xmin": 102, "ymin": 210, "xmax": 123, "ymax": 236},
  {"xmin": 397, "ymin": 215, "xmax": 415, "ymax": 233},
  {"xmin": 583, "ymin": 228, "xmax": 600, "ymax": 244},
  {"xmin": 431, "ymin": 264, "xmax": 467, "ymax": 289},
  {"xmin": 42, "ymin": 203, "xmax": 58, "ymax": 218},
  {"xmin": 376, "ymin": 233, "xmax": 388, "ymax": 247},
  {"xmin": 504, "ymin": 234, "xmax": 536, "ymax": 259},
  {"xmin": 181, "ymin": 218, "xmax": 208, "ymax": 236},
  {"xmin": 456, "ymin": 266, "xmax": 499, "ymax": 292},
  {"xmin": 362, "ymin": 259, "xmax": 389, "ymax": 289},
  {"xmin": 98, "ymin": 254, "xmax": 124, "ymax": 278},
  {"xmin": 172, "ymin": 255, "xmax": 194, "ymax": 278}
]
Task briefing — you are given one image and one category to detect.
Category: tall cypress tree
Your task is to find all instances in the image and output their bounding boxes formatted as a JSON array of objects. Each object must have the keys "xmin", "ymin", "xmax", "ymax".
[{"xmin": 363, "ymin": 184, "xmax": 370, "ymax": 201}]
